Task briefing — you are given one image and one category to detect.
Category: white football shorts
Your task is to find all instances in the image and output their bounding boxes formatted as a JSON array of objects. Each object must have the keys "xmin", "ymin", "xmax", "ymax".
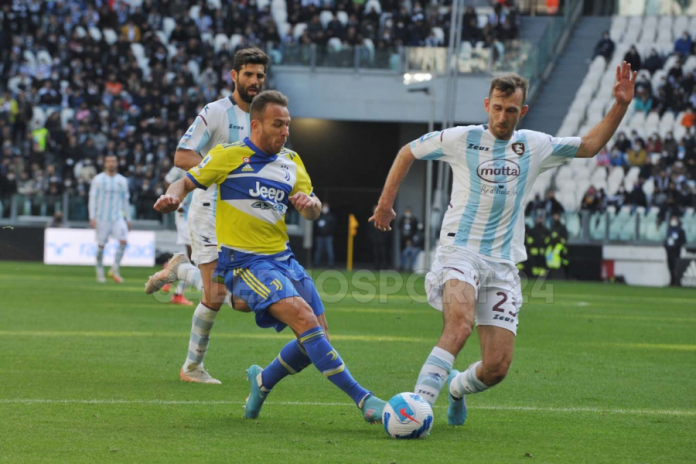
[
  {"xmin": 188, "ymin": 202, "xmax": 218, "ymax": 265},
  {"xmin": 425, "ymin": 245, "xmax": 523, "ymax": 335},
  {"xmin": 175, "ymin": 211, "xmax": 191, "ymax": 246},
  {"xmin": 96, "ymin": 219, "xmax": 128, "ymax": 247}
]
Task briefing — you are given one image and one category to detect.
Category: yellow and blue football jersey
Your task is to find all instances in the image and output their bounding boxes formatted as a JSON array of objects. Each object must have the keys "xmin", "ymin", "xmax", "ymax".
[{"xmin": 186, "ymin": 137, "xmax": 313, "ymax": 256}]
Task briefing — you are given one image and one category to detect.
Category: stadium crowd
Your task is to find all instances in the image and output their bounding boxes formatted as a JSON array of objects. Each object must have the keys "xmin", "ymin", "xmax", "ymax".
[
  {"xmin": 588, "ymin": 30, "xmax": 696, "ymax": 223},
  {"xmin": 0, "ymin": 0, "xmax": 519, "ymax": 220}
]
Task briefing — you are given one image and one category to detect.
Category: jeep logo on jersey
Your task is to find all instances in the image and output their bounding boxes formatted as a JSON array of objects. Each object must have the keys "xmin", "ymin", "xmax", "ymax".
[
  {"xmin": 511, "ymin": 143, "xmax": 526, "ymax": 156},
  {"xmin": 249, "ymin": 181, "xmax": 286, "ymax": 202},
  {"xmin": 476, "ymin": 159, "xmax": 520, "ymax": 183}
]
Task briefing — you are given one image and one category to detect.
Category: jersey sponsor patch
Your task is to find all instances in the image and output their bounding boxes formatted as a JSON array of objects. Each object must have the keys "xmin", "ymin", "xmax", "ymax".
[
  {"xmin": 476, "ymin": 159, "xmax": 520, "ymax": 183},
  {"xmin": 198, "ymin": 155, "xmax": 212, "ymax": 169}
]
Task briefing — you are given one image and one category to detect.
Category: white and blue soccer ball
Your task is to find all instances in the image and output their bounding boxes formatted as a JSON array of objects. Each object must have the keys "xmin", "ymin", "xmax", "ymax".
[{"xmin": 382, "ymin": 392, "xmax": 434, "ymax": 439}]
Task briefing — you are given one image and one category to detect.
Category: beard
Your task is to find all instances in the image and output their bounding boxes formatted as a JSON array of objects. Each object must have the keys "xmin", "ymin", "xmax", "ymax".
[{"xmin": 236, "ymin": 82, "xmax": 259, "ymax": 103}]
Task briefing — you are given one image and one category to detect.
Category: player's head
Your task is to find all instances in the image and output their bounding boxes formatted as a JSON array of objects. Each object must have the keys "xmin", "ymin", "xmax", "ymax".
[
  {"xmin": 104, "ymin": 154, "xmax": 118, "ymax": 174},
  {"xmin": 250, "ymin": 90, "xmax": 290, "ymax": 154},
  {"xmin": 232, "ymin": 48, "xmax": 270, "ymax": 104},
  {"xmin": 484, "ymin": 73, "xmax": 529, "ymax": 141}
]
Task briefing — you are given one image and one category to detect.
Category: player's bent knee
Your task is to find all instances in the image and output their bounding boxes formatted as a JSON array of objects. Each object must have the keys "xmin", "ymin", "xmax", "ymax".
[
  {"xmin": 481, "ymin": 359, "xmax": 512, "ymax": 386},
  {"xmin": 280, "ymin": 297, "xmax": 318, "ymax": 332}
]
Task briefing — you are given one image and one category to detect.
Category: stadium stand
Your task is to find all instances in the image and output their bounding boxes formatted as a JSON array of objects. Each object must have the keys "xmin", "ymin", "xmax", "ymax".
[
  {"xmin": 539, "ymin": 16, "xmax": 696, "ymax": 244},
  {"xmin": 0, "ymin": 0, "xmax": 519, "ymax": 221}
]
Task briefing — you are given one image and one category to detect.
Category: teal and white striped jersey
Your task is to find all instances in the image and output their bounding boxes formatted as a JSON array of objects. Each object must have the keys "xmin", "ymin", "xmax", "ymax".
[
  {"xmin": 178, "ymin": 95, "xmax": 251, "ymax": 215},
  {"xmin": 410, "ymin": 125, "xmax": 581, "ymax": 264},
  {"xmin": 164, "ymin": 166, "xmax": 193, "ymax": 219},
  {"xmin": 88, "ymin": 172, "xmax": 131, "ymax": 222}
]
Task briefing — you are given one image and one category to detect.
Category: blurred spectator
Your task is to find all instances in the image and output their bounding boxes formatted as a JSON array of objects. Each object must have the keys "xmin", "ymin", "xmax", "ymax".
[
  {"xmin": 658, "ymin": 182, "xmax": 687, "ymax": 223},
  {"xmin": 633, "ymin": 89, "xmax": 652, "ymax": 113},
  {"xmin": 681, "ymin": 107, "xmax": 695, "ymax": 129},
  {"xmin": 646, "ymin": 133, "xmax": 662, "ymax": 154},
  {"xmin": 369, "ymin": 204, "xmax": 391, "ymax": 270},
  {"xmin": 525, "ymin": 193, "xmax": 544, "ymax": 217},
  {"xmin": 543, "ymin": 190, "xmax": 564, "ymax": 217},
  {"xmin": 593, "ymin": 30, "xmax": 615, "ymax": 61},
  {"xmin": 665, "ymin": 214, "xmax": 686, "ymax": 286},
  {"xmin": 612, "ymin": 131, "xmax": 632, "ymax": 153},
  {"xmin": 609, "ymin": 147, "xmax": 627, "ymax": 167},
  {"xmin": 643, "ymin": 48, "xmax": 664, "ymax": 75},
  {"xmin": 625, "ymin": 179, "xmax": 648, "ymax": 213},
  {"xmin": 623, "ymin": 45, "xmax": 641, "ymax": 72},
  {"xmin": 48, "ymin": 211, "xmax": 68, "ymax": 228},
  {"xmin": 580, "ymin": 186, "xmax": 604, "ymax": 213},
  {"xmin": 399, "ymin": 207, "xmax": 419, "ymax": 272},
  {"xmin": 628, "ymin": 140, "xmax": 647, "ymax": 167},
  {"xmin": 596, "ymin": 146, "xmax": 611, "ymax": 166},
  {"xmin": 313, "ymin": 202, "xmax": 337, "ymax": 268},
  {"xmin": 674, "ymin": 31, "xmax": 693, "ymax": 58}
]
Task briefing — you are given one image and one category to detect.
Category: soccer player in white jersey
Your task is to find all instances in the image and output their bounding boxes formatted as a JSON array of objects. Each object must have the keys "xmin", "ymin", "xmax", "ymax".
[
  {"xmin": 163, "ymin": 166, "xmax": 194, "ymax": 306},
  {"xmin": 88, "ymin": 154, "xmax": 131, "ymax": 283},
  {"xmin": 145, "ymin": 48, "xmax": 269, "ymax": 384},
  {"xmin": 370, "ymin": 64, "xmax": 637, "ymax": 425}
]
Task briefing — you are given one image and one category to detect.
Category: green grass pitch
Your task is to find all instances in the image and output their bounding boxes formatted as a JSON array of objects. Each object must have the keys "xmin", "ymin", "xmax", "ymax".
[{"xmin": 0, "ymin": 261, "xmax": 694, "ymax": 463}]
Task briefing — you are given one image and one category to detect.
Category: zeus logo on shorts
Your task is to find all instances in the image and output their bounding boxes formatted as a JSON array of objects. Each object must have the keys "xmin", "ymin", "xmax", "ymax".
[{"xmin": 249, "ymin": 181, "xmax": 285, "ymax": 202}]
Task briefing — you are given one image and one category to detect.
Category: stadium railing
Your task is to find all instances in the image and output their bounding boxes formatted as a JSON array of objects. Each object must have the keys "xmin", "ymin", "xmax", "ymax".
[
  {"xmin": 529, "ymin": 208, "xmax": 696, "ymax": 245},
  {"xmin": 266, "ymin": 0, "xmax": 583, "ymax": 93}
]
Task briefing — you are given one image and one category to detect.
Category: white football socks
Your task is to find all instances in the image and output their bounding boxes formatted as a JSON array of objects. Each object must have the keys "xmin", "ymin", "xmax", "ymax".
[
  {"xmin": 176, "ymin": 263, "xmax": 202, "ymax": 292},
  {"xmin": 183, "ymin": 303, "xmax": 220, "ymax": 371},
  {"xmin": 414, "ymin": 346, "xmax": 455, "ymax": 406},
  {"xmin": 451, "ymin": 361, "xmax": 490, "ymax": 398}
]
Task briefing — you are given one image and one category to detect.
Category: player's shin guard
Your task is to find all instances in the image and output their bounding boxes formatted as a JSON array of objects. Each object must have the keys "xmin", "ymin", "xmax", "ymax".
[
  {"xmin": 96, "ymin": 247, "xmax": 104, "ymax": 268},
  {"xmin": 451, "ymin": 361, "xmax": 490, "ymax": 398},
  {"xmin": 260, "ymin": 339, "xmax": 311, "ymax": 390},
  {"xmin": 113, "ymin": 243, "xmax": 126, "ymax": 272},
  {"xmin": 177, "ymin": 264, "xmax": 202, "ymax": 292},
  {"xmin": 183, "ymin": 302, "xmax": 219, "ymax": 370},
  {"xmin": 299, "ymin": 327, "xmax": 370, "ymax": 406},
  {"xmin": 414, "ymin": 346, "xmax": 455, "ymax": 406}
]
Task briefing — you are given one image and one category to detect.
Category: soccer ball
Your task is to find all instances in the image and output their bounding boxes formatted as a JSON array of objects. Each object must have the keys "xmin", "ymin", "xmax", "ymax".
[{"xmin": 382, "ymin": 392, "xmax": 434, "ymax": 439}]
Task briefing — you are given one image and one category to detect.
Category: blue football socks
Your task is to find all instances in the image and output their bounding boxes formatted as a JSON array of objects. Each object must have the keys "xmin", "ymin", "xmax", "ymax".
[
  {"xmin": 299, "ymin": 327, "xmax": 370, "ymax": 405},
  {"xmin": 261, "ymin": 339, "xmax": 311, "ymax": 390}
]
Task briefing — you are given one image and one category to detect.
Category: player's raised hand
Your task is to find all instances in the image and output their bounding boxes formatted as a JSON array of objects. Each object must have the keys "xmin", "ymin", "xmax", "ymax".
[
  {"xmin": 613, "ymin": 61, "xmax": 637, "ymax": 106},
  {"xmin": 289, "ymin": 192, "xmax": 316, "ymax": 212},
  {"xmin": 369, "ymin": 205, "xmax": 396, "ymax": 232},
  {"xmin": 153, "ymin": 194, "xmax": 181, "ymax": 214}
]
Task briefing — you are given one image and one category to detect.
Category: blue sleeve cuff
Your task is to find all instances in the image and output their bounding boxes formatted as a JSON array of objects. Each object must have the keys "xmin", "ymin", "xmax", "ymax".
[
  {"xmin": 551, "ymin": 144, "xmax": 579, "ymax": 159},
  {"xmin": 187, "ymin": 172, "xmax": 208, "ymax": 189}
]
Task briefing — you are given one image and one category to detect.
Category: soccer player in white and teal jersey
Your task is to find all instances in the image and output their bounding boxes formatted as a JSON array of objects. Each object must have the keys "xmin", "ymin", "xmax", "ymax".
[
  {"xmin": 371, "ymin": 64, "xmax": 637, "ymax": 425},
  {"xmin": 88, "ymin": 154, "xmax": 131, "ymax": 283}
]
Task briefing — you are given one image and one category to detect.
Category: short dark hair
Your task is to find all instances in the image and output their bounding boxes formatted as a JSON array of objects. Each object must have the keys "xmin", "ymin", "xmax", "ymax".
[
  {"xmin": 233, "ymin": 48, "xmax": 270, "ymax": 73},
  {"xmin": 489, "ymin": 73, "xmax": 529, "ymax": 105},
  {"xmin": 250, "ymin": 90, "xmax": 289, "ymax": 121}
]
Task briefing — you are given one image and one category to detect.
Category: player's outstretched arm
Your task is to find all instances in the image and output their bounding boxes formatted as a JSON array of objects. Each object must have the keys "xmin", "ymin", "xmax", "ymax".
[
  {"xmin": 174, "ymin": 148, "xmax": 203, "ymax": 171},
  {"xmin": 576, "ymin": 61, "xmax": 637, "ymax": 159},
  {"xmin": 153, "ymin": 177, "xmax": 196, "ymax": 214},
  {"xmin": 370, "ymin": 144, "xmax": 417, "ymax": 231}
]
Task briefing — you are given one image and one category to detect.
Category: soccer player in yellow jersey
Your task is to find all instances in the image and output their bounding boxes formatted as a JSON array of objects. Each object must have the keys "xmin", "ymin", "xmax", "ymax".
[{"xmin": 153, "ymin": 90, "xmax": 385, "ymax": 423}]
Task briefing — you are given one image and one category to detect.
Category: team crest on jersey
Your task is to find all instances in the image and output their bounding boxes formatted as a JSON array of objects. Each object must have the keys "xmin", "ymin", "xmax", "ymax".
[
  {"xmin": 511, "ymin": 143, "xmax": 526, "ymax": 156},
  {"xmin": 243, "ymin": 157, "xmax": 250, "ymax": 163}
]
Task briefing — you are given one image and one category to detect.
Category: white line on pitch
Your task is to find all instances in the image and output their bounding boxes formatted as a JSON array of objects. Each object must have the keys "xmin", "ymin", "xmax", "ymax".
[{"xmin": 0, "ymin": 399, "xmax": 693, "ymax": 417}]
